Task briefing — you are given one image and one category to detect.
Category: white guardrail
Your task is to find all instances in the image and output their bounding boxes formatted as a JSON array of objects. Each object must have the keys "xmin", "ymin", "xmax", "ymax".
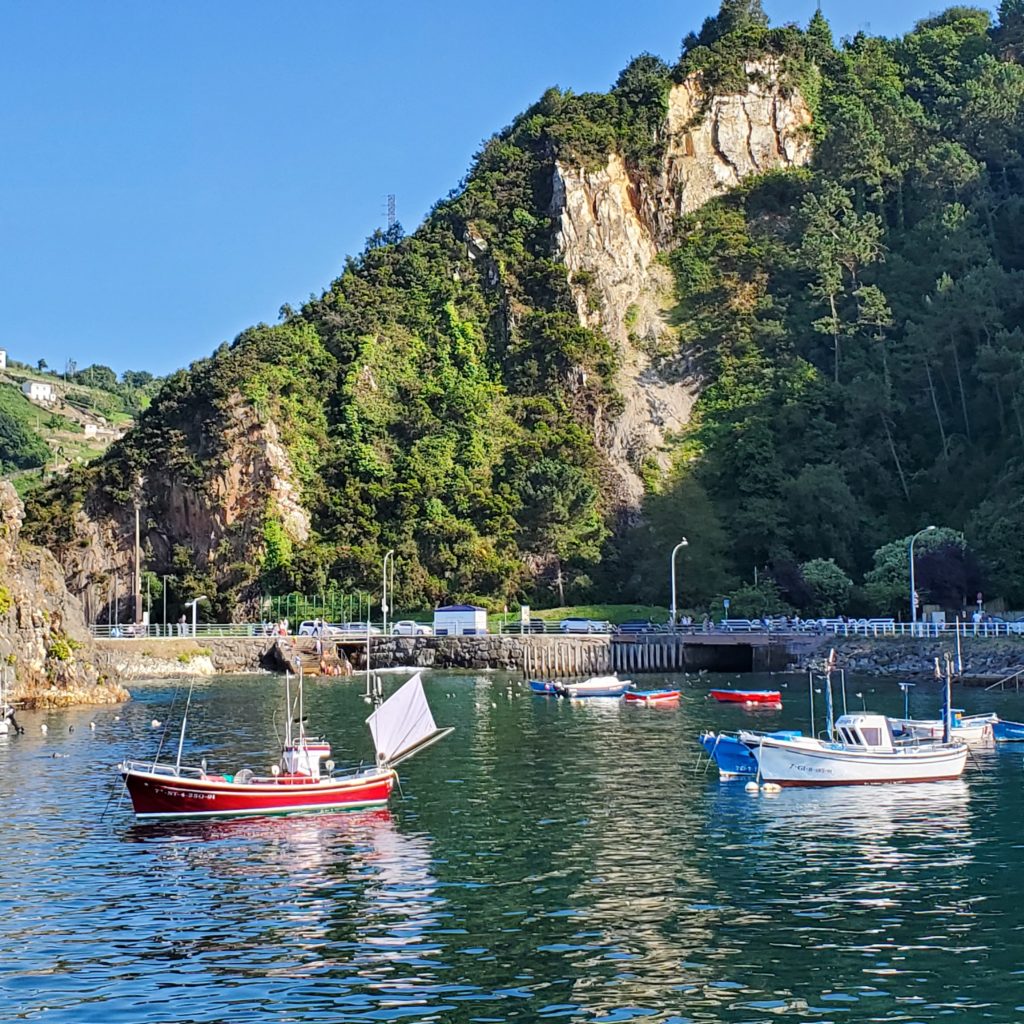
[{"xmin": 88, "ymin": 620, "xmax": 1024, "ymax": 640}]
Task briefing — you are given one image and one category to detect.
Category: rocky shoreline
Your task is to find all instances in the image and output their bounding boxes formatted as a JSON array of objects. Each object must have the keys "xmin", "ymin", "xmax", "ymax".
[{"xmin": 793, "ymin": 635, "xmax": 1024, "ymax": 685}]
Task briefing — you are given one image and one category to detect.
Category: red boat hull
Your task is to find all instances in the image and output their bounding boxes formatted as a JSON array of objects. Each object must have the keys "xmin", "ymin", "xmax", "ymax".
[
  {"xmin": 709, "ymin": 689, "xmax": 782, "ymax": 705},
  {"xmin": 122, "ymin": 767, "xmax": 397, "ymax": 819},
  {"xmin": 624, "ymin": 690, "xmax": 681, "ymax": 703}
]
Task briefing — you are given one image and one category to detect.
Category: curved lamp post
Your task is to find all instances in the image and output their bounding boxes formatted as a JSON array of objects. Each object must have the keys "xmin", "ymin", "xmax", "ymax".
[
  {"xmin": 185, "ymin": 595, "xmax": 208, "ymax": 638},
  {"xmin": 909, "ymin": 526, "xmax": 936, "ymax": 630},
  {"xmin": 382, "ymin": 549, "xmax": 395, "ymax": 635},
  {"xmin": 670, "ymin": 538, "xmax": 689, "ymax": 629}
]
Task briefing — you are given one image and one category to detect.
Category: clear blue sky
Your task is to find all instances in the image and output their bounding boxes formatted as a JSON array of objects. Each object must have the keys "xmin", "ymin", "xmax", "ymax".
[{"xmin": 0, "ymin": 1, "xmax": 997, "ymax": 376}]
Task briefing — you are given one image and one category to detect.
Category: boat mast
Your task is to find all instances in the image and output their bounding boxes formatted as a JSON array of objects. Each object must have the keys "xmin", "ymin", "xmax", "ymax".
[
  {"xmin": 284, "ymin": 669, "xmax": 293, "ymax": 747},
  {"xmin": 942, "ymin": 654, "xmax": 954, "ymax": 743},
  {"xmin": 807, "ymin": 668, "xmax": 815, "ymax": 736},
  {"xmin": 174, "ymin": 680, "xmax": 195, "ymax": 772}
]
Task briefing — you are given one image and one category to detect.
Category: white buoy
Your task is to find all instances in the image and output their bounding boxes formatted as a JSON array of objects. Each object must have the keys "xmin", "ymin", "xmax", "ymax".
[
  {"xmin": 90, "ymin": 722, "xmax": 96, "ymax": 730},
  {"xmin": 40, "ymin": 723, "xmax": 48, "ymax": 734},
  {"xmin": 114, "ymin": 715, "xmax": 121, "ymax": 721},
  {"xmin": 151, "ymin": 719, "xmax": 161, "ymax": 729},
  {"xmin": 761, "ymin": 782, "xmax": 782, "ymax": 794},
  {"xmin": 744, "ymin": 780, "xmax": 759, "ymax": 793}
]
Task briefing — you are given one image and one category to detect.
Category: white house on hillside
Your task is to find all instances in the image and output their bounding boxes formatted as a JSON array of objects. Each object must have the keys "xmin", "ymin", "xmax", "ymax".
[
  {"xmin": 0, "ymin": 349, "xmax": 7, "ymax": 370},
  {"xmin": 22, "ymin": 380, "xmax": 55, "ymax": 404}
]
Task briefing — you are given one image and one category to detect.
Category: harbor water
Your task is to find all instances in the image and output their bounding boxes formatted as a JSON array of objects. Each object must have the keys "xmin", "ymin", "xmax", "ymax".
[{"xmin": 1, "ymin": 671, "xmax": 1022, "ymax": 1023}]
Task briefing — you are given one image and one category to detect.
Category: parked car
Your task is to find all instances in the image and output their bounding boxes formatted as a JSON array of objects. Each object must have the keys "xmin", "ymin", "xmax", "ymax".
[
  {"xmin": 298, "ymin": 620, "xmax": 344, "ymax": 637},
  {"xmin": 392, "ymin": 620, "xmax": 433, "ymax": 636},
  {"xmin": 559, "ymin": 618, "xmax": 614, "ymax": 634},
  {"xmin": 617, "ymin": 619, "xmax": 662, "ymax": 634},
  {"xmin": 331, "ymin": 622, "xmax": 383, "ymax": 635}
]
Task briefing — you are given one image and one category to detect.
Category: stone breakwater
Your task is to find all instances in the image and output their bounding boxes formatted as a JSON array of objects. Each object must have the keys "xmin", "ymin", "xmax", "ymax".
[
  {"xmin": 93, "ymin": 637, "xmax": 276, "ymax": 680},
  {"xmin": 358, "ymin": 635, "xmax": 612, "ymax": 673},
  {"xmin": 794, "ymin": 635, "xmax": 1024, "ymax": 683}
]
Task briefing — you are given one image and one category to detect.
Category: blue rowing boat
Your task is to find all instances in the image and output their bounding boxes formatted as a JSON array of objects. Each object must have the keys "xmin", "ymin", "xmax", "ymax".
[
  {"xmin": 529, "ymin": 680, "xmax": 557, "ymax": 695},
  {"xmin": 994, "ymin": 719, "xmax": 1024, "ymax": 742},
  {"xmin": 698, "ymin": 730, "xmax": 804, "ymax": 778}
]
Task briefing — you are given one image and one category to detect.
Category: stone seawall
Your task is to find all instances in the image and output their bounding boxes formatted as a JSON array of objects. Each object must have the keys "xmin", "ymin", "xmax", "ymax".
[
  {"xmin": 93, "ymin": 637, "xmax": 275, "ymax": 680},
  {"xmin": 793, "ymin": 635, "xmax": 1024, "ymax": 683}
]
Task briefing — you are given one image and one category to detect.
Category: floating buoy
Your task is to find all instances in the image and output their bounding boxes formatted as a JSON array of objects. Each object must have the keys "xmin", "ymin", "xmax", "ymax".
[
  {"xmin": 68, "ymin": 725, "xmax": 74, "ymax": 733},
  {"xmin": 761, "ymin": 782, "xmax": 782, "ymax": 794},
  {"xmin": 151, "ymin": 719, "xmax": 161, "ymax": 729},
  {"xmin": 40, "ymin": 723, "xmax": 48, "ymax": 734},
  {"xmin": 744, "ymin": 780, "xmax": 759, "ymax": 793},
  {"xmin": 90, "ymin": 722, "xmax": 96, "ymax": 730},
  {"xmin": 114, "ymin": 715, "xmax": 121, "ymax": 722}
]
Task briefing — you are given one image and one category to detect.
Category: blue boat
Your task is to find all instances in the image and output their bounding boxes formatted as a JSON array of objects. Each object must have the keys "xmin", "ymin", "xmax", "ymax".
[
  {"xmin": 698, "ymin": 730, "xmax": 804, "ymax": 779},
  {"xmin": 529, "ymin": 680, "xmax": 557, "ymax": 695},
  {"xmin": 994, "ymin": 719, "xmax": 1024, "ymax": 742}
]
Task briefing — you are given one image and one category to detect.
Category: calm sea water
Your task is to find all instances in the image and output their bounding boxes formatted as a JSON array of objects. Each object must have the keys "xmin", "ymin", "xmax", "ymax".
[{"xmin": 1, "ymin": 670, "xmax": 1022, "ymax": 1023}]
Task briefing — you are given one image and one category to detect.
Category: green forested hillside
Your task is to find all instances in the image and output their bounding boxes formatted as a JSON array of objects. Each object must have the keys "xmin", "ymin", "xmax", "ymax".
[{"xmin": 24, "ymin": 1, "xmax": 1024, "ymax": 618}]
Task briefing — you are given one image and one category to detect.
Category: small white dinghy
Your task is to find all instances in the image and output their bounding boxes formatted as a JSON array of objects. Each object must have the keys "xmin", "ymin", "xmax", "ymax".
[{"xmin": 555, "ymin": 675, "xmax": 633, "ymax": 698}]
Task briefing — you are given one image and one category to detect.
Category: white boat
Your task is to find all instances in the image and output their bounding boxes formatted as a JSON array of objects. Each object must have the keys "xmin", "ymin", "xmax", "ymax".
[
  {"xmin": 555, "ymin": 675, "xmax": 633, "ymax": 698},
  {"xmin": 740, "ymin": 713, "xmax": 967, "ymax": 787},
  {"xmin": 890, "ymin": 711, "xmax": 996, "ymax": 744}
]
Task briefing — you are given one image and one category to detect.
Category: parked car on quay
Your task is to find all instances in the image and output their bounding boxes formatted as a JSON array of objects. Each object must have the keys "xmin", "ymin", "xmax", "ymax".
[
  {"xmin": 391, "ymin": 620, "xmax": 433, "ymax": 636},
  {"xmin": 559, "ymin": 618, "xmax": 615, "ymax": 634},
  {"xmin": 334, "ymin": 622, "xmax": 384, "ymax": 635},
  {"xmin": 298, "ymin": 620, "xmax": 344, "ymax": 637},
  {"xmin": 617, "ymin": 619, "xmax": 662, "ymax": 634}
]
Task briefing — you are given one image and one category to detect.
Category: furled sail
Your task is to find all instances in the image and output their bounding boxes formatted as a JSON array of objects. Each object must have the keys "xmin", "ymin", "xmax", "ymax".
[{"xmin": 366, "ymin": 673, "xmax": 453, "ymax": 767}]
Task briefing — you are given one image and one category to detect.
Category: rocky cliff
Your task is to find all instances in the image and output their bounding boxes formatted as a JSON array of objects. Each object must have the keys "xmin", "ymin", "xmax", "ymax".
[
  {"xmin": 0, "ymin": 482, "xmax": 128, "ymax": 707},
  {"xmin": 553, "ymin": 65, "xmax": 812, "ymax": 507}
]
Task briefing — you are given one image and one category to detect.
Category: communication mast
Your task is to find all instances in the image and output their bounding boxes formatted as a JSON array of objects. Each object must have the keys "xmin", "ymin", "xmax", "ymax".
[{"xmin": 387, "ymin": 194, "xmax": 396, "ymax": 232}]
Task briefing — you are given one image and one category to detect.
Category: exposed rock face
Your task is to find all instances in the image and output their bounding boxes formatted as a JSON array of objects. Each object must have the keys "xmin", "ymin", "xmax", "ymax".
[
  {"xmin": 56, "ymin": 393, "xmax": 309, "ymax": 623},
  {"xmin": 553, "ymin": 65, "xmax": 813, "ymax": 508},
  {"xmin": 0, "ymin": 482, "xmax": 128, "ymax": 707}
]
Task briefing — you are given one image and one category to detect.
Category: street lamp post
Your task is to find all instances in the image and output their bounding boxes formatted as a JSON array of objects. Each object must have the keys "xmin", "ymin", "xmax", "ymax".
[
  {"xmin": 382, "ymin": 549, "xmax": 395, "ymax": 635},
  {"xmin": 162, "ymin": 574, "xmax": 169, "ymax": 633},
  {"xmin": 909, "ymin": 526, "xmax": 936, "ymax": 631},
  {"xmin": 186, "ymin": 595, "xmax": 208, "ymax": 638},
  {"xmin": 670, "ymin": 538, "xmax": 689, "ymax": 629}
]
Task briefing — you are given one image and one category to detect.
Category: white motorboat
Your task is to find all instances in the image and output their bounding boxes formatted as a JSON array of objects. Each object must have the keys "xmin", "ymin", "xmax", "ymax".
[
  {"xmin": 555, "ymin": 675, "xmax": 633, "ymax": 698},
  {"xmin": 740, "ymin": 713, "xmax": 968, "ymax": 787},
  {"xmin": 890, "ymin": 710, "xmax": 996, "ymax": 744}
]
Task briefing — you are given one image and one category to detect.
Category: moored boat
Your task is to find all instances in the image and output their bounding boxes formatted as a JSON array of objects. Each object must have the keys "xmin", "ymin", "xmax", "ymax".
[
  {"xmin": 890, "ymin": 710, "xmax": 997, "ymax": 744},
  {"xmin": 528, "ymin": 679, "xmax": 558, "ymax": 695},
  {"xmin": 698, "ymin": 729, "xmax": 803, "ymax": 778},
  {"xmin": 556, "ymin": 675, "xmax": 633, "ymax": 698},
  {"xmin": 993, "ymin": 719, "xmax": 1024, "ymax": 742},
  {"xmin": 709, "ymin": 688, "xmax": 782, "ymax": 706},
  {"xmin": 741, "ymin": 713, "xmax": 967, "ymax": 787},
  {"xmin": 118, "ymin": 670, "xmax": 452, "ymax": 819},
  {"xmin": 624, "ymin": 689, "xmax": 680, "ymax": 704}
]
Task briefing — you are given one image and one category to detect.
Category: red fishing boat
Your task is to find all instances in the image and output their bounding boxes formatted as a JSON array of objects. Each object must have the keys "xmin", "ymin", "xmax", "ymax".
[
  {"xmin": 709, "ymin": 688, "xmax": 782, "ymax": 707},
  {"xmin": 118, "ymin": 670, "xmax": 451, "ymax": 820}
]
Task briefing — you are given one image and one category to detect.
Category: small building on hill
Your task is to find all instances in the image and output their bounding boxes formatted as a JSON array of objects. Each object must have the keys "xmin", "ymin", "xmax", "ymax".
[
  {"xmin": 0, "ymin": 349, "xmax": 6, "ymax": 370},
  {"xmin": 22, "ymin": 379, "xmax": 55, "ymax": 404},
  {"xmin": 432, "ymin": 605, "xmax": 488, "ymax": 636}
]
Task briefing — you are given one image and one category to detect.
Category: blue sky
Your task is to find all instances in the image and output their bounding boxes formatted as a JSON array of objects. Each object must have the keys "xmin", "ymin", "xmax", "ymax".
[{"xmin": 0, "ymin": 1, "xmax": 998, "ymax": 376}]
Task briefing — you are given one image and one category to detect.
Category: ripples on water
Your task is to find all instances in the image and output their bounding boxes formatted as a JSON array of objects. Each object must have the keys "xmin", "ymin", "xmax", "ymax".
[{"xmin": 0, "ymin": 673, "xmax": 1020, "ymax": 1022}]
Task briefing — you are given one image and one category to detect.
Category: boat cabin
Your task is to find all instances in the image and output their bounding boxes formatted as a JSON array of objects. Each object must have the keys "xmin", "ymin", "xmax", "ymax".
[
  {"xmin": 281, "ymin": 740, "xmax": 331, "ymax": 777},
  {"xmin": 833, "ymin": 714, "xmax": 896, "ymax": 752}
]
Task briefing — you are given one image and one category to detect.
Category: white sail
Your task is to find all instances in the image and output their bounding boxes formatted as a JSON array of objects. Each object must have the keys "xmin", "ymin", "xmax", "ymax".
[{"xmin": 366, "ymin": 673, "xmax": 452, "ymax": 767}]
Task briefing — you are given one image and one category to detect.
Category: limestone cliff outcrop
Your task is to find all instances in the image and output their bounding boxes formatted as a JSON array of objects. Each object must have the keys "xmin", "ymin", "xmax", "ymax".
[
  {"xmin": 52, "ymin": 393, "xmax": 309, "ymax": 624},
  {"xmin": 553, "ymin": 65, "xmax": 812, "ymax": 508},
  {"xmin": 0, "ymin": 482, "xmax": 128, "ymax": 706}
]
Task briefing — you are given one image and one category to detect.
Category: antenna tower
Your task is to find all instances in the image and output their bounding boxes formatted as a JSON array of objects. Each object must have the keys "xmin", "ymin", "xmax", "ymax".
[{"xmin": 387, "ymin": 194, "xmax": 396, "ymax": 231}]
